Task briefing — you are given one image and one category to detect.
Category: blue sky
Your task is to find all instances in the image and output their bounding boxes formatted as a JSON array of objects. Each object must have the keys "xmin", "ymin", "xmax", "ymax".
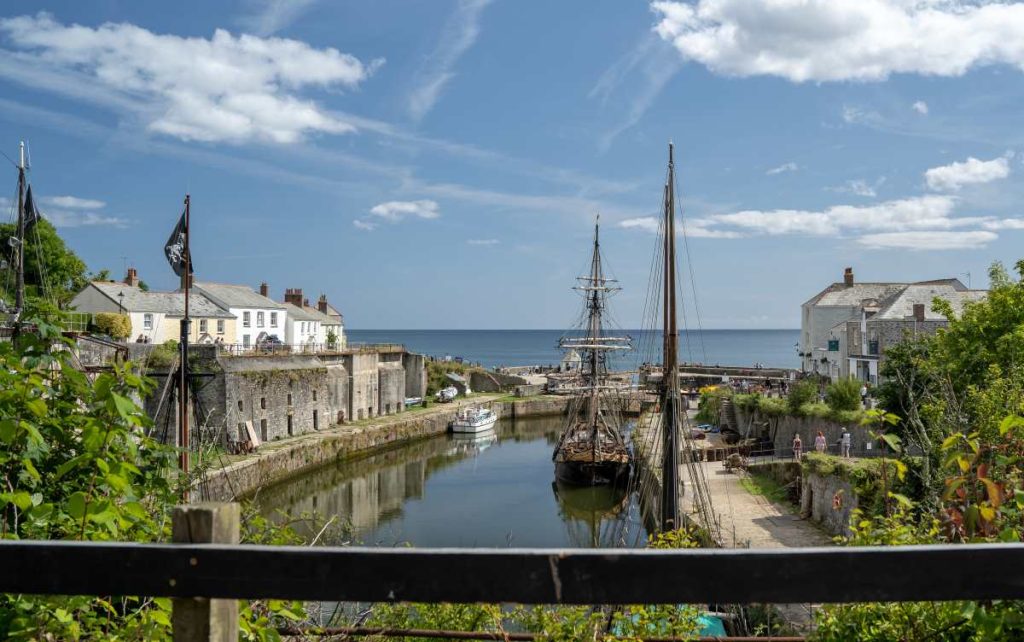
[{"xmin": 3, "ymin": 0, "xmax": 1024, "ymax": 329}]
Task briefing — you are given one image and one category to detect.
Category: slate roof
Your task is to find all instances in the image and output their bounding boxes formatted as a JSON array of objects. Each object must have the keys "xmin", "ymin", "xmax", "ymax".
[
  {"xmin": 193, "ymin": 282, "xmax": 286, "ymax": 310},
  {"xmin": 873, "ymin": 285, "xmax": 987, "ymax": 320},
  {"xmin": 282, "ymin": 302, "xmax": 321, "ymax": 322},
  {"xmin": 303, "ymin": 305, "xmax": 341, "ymax": 326},
  {"xmin": 89, "ymin": 282, "xmax": 233, "ymax": 318},
  {"xmin": 805, "ymin": 278, "xmax": 966, "ymax": 307}
]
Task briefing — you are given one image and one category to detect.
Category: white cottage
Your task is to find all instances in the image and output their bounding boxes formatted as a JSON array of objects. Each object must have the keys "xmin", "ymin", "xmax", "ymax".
[{"xmin": 193, "ymin": 281, "xmax": 287, "ymax": 350}]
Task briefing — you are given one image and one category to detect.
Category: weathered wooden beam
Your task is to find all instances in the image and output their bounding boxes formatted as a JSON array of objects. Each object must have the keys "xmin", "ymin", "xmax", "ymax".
[
  {"xmin": 2, "ymin": 542, "xmax": 1024, "ymax": 605},
  {"xmin": 171, "ymin": 503, "xmax": 239, "ymax": 642}
]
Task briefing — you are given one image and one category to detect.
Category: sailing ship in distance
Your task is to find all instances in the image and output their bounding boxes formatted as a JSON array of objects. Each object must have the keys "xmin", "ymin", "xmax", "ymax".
[{"xmin": 552, "ymin": 217, "xmax": 633, "ymax": 486}]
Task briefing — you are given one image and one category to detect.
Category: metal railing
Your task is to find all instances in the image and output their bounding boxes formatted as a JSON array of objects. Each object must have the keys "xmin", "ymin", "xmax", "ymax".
[{"xmin": 215, "ymin": 342, "xmax": 405, "ymax": 357}]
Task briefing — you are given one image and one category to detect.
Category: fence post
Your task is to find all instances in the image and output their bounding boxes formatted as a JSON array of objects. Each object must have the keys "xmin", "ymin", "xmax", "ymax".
[{"xmin": 172, "ymin": 502, "xmax": 240, "ymax": 642}]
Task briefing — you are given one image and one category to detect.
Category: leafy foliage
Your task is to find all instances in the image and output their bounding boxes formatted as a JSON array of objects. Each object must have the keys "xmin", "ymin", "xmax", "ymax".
[
  {"xmin": 0, "ymin": 218, "xmax": 88, "ymax": 307},
  {"xmin": 93, "ymin": 311, "xmax": 131, "ymax": 339},
  {"xmin": 787, "ymin": 379, "xmax": 818, "ymax": 414},
  {"xmin": 825, "ymin": 377, "xmax": 862, "ymax": 412}
]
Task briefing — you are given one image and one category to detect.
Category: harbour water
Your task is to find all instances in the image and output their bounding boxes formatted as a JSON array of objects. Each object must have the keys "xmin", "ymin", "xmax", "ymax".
[
  {"xmin": 256, "ymin": 415, "xmax": 650, "ymax": 548},
  {"xmin": 347, "ymin": 329, "xmax": 800, "ymax": 370}
]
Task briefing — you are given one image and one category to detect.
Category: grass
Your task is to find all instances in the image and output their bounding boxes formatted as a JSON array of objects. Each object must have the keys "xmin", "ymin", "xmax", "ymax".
[{"xmin": 740, "ymin": 473, "xmax": 793, "ymax": 506}]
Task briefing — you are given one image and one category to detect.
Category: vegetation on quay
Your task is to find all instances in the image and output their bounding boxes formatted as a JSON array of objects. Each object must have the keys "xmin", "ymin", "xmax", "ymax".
[{"xmin": 697, "ymin": 377, "xmax": 867, "ymax": 426}]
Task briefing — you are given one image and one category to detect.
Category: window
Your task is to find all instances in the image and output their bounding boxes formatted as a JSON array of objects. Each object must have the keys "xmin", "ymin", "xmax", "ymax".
[
  {"xmin": 199, "ymin": 319, "xmax": 208, "ymax": 333},
  {"xmin": 242, "ymin": 334, "xmax": 250, "ymax": 348},
  {"xmin": 257, "ymin": 311, "xmax": 264, "ymax": 328},
  {"xmin": 261, "ymin": 397, "xmax": 266, "ymax": 410},
  {"xmin": 270, "ymin": 312, "xmax": 277, "ymax": 327},
  {"xmin": 217, "ymin": 319, "xmax": 225, "ymax": 334},
  {"xmin": 143, "ymin": 313, "xmax": 153, "ymax": 330},
  {"xmin": 287, "ymin": 394, "xmax": 293, "ymax": 406},
  {"xmin": 238, "ymin": 400, "xmax": 243, "ymax": 412},
  {"xmin": 313, "ymin": 410, "xmax": 319, "ymax": 430},
  {"xmin": 287, "ymin": 415, "xmax": 293, "ymax": 436},
  {"xmin": 313, "ymin": 390, "xmax": 317, "ymax": 402},
  {"xmin": 243, "ymin": 311, "xmax": 251, "ymax": 327}
]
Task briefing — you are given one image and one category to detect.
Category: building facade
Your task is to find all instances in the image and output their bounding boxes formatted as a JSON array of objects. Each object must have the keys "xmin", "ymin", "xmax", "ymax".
[{"xmin": 194, "ymin": 281, "xmax": 287, "ymax": 350}]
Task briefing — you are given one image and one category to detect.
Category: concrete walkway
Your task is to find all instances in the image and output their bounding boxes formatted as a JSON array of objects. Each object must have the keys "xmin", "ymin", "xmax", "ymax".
[{"xmin": 694, "ymin": 461, "xmax": 831, "ymax": 549}]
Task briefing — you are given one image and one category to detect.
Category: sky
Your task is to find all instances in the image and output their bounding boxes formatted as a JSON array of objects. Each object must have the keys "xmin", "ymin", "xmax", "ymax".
[{"xmin": 3, "ymin": 0, "xmax": 1024, "ymax": 329}]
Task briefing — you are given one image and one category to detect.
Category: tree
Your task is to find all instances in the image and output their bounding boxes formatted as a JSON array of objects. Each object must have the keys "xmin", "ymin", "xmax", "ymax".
[
  {"xmin": 787, "ymin": 379, "xmax": 818, "ymax": 414},
  {"xmin": 0, "ymin": 218, "xmax": 88, "ymax": 307},
  {"xmin": 825, "ymin": 377, "xmax": 862, "ymax": 412},
  {"xmin": 137, "ymin": 280, "xmax": 150, "ymax": 292}
]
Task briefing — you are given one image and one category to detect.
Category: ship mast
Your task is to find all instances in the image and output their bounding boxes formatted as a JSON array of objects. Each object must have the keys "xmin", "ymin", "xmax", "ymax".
[
  {"xmin": 13, "ymin": 141, "xmax": 26, "ymax": 322},
  {"xmin": 661, "ymin": 142, "xmax": 681, "ymax": 532}
]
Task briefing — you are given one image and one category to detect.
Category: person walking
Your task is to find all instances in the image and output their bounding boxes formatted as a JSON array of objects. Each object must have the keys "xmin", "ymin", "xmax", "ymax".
[
  {"xmin": 792, "ymin": 434, "xmax": 803, "ymax": 461},
  {"xmin": 860, "ymin": 383, "xmax": 869, "ymax": 408},
  {"xmin": 814, "ymin": 430, "xmax": 827, "ymax": 453},
  {"xmin": 840, "ymin": 428, "xmax": 852, "ymax": 458}
]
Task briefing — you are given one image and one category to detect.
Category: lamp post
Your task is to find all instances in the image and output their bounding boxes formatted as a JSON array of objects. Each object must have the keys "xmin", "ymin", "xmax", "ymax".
[{"xmin": 117, "ymin": 291, "xmax": 124, "ymax": 315}]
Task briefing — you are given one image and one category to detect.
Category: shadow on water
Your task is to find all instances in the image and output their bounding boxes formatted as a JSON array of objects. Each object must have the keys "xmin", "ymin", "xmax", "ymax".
[{"xmin": 255, "ymin": 414, "xmax": 649, "ymax": 548}]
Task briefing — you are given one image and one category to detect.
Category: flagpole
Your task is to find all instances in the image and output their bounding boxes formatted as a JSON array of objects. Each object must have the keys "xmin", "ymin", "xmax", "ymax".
[{"xmin": 178, "ymin": 193, "xmax": 191, "ymax": 498}]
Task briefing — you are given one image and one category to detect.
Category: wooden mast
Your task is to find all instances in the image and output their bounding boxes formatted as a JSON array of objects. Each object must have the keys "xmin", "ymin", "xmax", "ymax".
[
  {"xmin": 178, "ymin": 194, "xmax": 191, "ymax": 495},
  {"xmin": 661, "ymin": 142, "xmax": 681, "ymax": 532},
  {"xmin": 588, "ymin": 217, "xmax": 601, "ymax": 461},
  {"xmin": 14, "ymin": 141, "xmax": 25, "ymax": 322}
]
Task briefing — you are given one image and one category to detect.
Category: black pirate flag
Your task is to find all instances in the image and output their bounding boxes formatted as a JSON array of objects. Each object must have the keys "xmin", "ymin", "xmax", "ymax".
[{"xmin": 163, "ymin": 209, "xmax": 192, "ymax": 277}]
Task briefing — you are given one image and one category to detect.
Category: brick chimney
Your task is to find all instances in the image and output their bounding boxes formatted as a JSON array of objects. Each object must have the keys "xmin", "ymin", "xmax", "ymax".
[
  {"xmin": 317, "ymin": 294, "xmax": 328, "ymax": 314},
  {"xmin": 844, "ymin": 267, "xmax": 855, "ymax": 287},
  {"xmin": 913, "ymin": 303, "xmax": 925, "ymax": 322},
  {"xmin": 259, "ymin": 281, "xmax": 269, "ymax": 297},
  {"xmin": 124, "ymin": 267, "xmax": 139, "ymax": 287},
  {"xmin": 284, "ymin": 288, "xmax": 303, "ymax": 307},
  {"xmin": 303, "ymin": 297, "xmax": 310, "ymax": 308}
]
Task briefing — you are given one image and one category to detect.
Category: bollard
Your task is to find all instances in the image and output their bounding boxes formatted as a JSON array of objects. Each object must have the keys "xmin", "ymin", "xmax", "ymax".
[{"xmin": 172, "ymin": 502, "xmax": 240, "ymax": 642}]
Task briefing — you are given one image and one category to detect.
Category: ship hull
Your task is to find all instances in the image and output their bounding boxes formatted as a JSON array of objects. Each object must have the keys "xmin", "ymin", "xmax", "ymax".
[{"xmin": 555, "ymin": 460, "xmax": 629, "ymax": 487}]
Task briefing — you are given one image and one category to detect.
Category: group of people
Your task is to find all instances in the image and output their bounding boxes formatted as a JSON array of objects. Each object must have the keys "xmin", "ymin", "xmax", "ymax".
[{"xmin": 791, "ymin": 428, "xmax": 853, "ymax": 460}]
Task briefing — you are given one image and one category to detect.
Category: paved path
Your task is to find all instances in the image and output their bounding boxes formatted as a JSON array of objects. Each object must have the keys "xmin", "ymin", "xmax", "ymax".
[{"xmin": 692, "ymin": 461, "xmax": 831, "ymax": 549}]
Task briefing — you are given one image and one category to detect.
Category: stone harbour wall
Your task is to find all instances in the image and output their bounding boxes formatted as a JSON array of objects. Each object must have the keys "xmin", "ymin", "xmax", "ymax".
[{"xmin": 201, "ymin": 395, "xmax": 570, "ymax": 501}]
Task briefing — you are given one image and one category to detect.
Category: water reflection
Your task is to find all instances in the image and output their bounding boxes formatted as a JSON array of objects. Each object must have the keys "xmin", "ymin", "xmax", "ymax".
[{"xmin": 255, "ymin": 414, "xmax": 649, "ymax": 548}]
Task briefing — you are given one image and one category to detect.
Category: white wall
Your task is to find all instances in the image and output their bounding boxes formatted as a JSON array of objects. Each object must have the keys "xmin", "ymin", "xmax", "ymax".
[{"xmin": 234, "ymin": 306, "xmax": 285, "ymax": 348}]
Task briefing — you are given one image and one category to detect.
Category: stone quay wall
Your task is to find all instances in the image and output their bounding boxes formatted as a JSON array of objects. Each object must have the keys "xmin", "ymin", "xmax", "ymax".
[
  {"xmin": 201, "ymin": 395, "xmax": 571, "ymax": 501},
  {"xmin": 734, "ymin": 406, "xmax": 876, "ymax": 457},
  {"xmin": 800, "ymin": 471, "xmax": 857, "ymax": 537}
]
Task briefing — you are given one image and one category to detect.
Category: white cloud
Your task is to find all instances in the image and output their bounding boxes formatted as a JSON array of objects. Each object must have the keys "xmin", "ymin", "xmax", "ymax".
[
  {"xmin": 983, "ymin": 218, "xmax": 1024, "ymax": 230},
  {"xmin": 353, "ymin": 219, "xmax": 376, "ymax": 231},
  {"xmin": 467, "ymin": 238, "xmax": 499, "ymax": 245},
  {"xmin": 239, "ymin": 0, "xmax": 319, "ymax": 36},
  {"xmin": 705, "ymin": 195, "xmax": 995, "ymax": 238},
  {"xmin": 369, "ymin": 199, "xmax": 440, "ymax": 221},
  {"xmin": 652, "ymin": 0, "xmax": 1024, "ymax": 83},
  {"xmin": 41, "ymin": 195, "xmax": 105, "ymax": 209},
  {"xmin": 925, "ymin": 155, "xmax": 1011, "ymax": 191},
  {"xmin": 408, "ymin": 0, "xmax": 491, "ymax": 121},
  {"xmin": 23, "ymin": 193, "xmax": 127, "ymax": 228},
  {"xmin": 766, "ymin": 162, "xmax": 798, "ymax": 176},
  {"xmin": 857, "ymin": 230, "xmax": 997, "ymax": 250},
  {"xmin": 619, "ymin": 216, "xmax": 660, "ymax": 233},
  {"xmin": 831, "ymin": 179, "xmax": 879, "ymax": 197},
  {"xmin": 618, "ymin": 215, "xmax": 741, "ymax": 238},
  {"xmin": 0, "ymin": 13, "xmax": 382, "ymax": 144},
  {"xmin": 912, "ymin": 100, "xmax": 929, "ymax": 115}
]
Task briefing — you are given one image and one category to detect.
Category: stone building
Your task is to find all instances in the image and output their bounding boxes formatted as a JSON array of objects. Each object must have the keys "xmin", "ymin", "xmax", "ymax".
[{"xmin": 802, "ymin": 268, "xmax": 985, "ymax": 383}]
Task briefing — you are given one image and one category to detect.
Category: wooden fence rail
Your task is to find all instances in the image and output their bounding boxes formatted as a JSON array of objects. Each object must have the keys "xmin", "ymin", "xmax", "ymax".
[{"xmin": 3, "ymin": 502, "xmax": 1024, "ymax": 640}]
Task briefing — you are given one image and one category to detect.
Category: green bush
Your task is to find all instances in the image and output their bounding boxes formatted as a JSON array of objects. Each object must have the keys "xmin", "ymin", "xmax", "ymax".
[
  {"xmin": 825, "ymin": 377, "xmax": 862, "ymax": 412},
  {"xmin": 147, "ymin": 340, "xmax": 179, "ymax": 369},
  {"xmin": 93, "ymin": 311, "xmax": 130, "ymax": 339},
  {"xmin": 787, "ymin": 379, "xmax": 818, "ymax": 414},
  {"xmin": 695, "ymin": 386, "xmax": 731, "ymax": 424},
  {"xmin": 757, "ymin": 396, "xmax": 788, "ymax": 416},
  {"xmin": 799, "ymin": 401, "xmax": 831, "ymax": 419}
]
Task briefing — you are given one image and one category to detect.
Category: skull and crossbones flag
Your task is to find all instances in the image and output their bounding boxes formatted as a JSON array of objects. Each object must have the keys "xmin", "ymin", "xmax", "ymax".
[
  {"xmin": 164, "ymin": 208, "xmax": 192, "ymax": 277},
  {"xmin": 23, "ymin": 185, "xmax": 40, "ymax": 231}
]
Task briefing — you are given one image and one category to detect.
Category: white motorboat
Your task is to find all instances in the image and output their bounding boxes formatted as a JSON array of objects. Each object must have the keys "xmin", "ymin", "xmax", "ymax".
[{"xmin": 451, "ymin": 406, "xmax": 498, "ymax": 433}]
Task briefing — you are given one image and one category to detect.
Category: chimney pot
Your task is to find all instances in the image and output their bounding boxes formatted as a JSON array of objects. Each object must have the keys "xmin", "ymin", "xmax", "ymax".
[
  {"xmin": 913, "ymin": 303, "xmax": 925, "ymax": 322},
  {"xmin": 283, "ymin": 288, "xmax": 303, "ymax": 307},
  {"xmin": 124, "ymin": 267, "xmax": 139, "ymax": 287},
  {"xmin": 317, "ymin": 294, "xmax": 328, "ymax": 314},
  {"xmin": 303, "ymin": 298, "xmax": 310, "ymax": 307},
  {"xmin": 844, "ymin": 267, "xmax": 854, "ymax": 287},
  {"xmin": 259, "ymin": 281, "xmax": 269, "ymax": 297}
]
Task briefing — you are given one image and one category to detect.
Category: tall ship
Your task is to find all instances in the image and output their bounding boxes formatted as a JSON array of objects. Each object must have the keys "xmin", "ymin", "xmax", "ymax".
[{"xmin": 552, "ymin": 218, "xmax": 632, "ymax": 486}]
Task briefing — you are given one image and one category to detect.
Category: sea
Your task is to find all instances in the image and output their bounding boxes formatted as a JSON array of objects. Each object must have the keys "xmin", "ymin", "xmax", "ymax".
[{"xmin": 346, "ymin": 329, "xmax": 800, "ymax": 370}]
